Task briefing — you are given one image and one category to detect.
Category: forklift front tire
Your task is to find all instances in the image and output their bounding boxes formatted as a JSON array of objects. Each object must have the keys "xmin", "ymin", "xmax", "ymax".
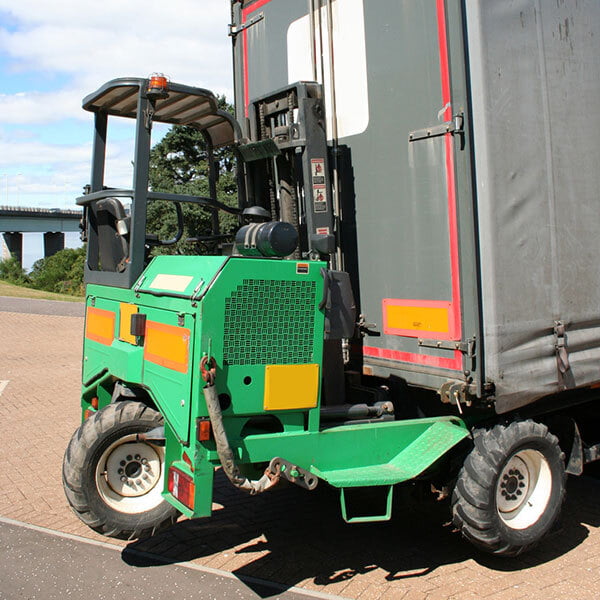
[
  {"xmin": 63, "ymin": 400, "xmax": 179, "ymax": 540},
  {"xmin": 451, "ymin": 420, "xmax": 566, "ymax": 556}
]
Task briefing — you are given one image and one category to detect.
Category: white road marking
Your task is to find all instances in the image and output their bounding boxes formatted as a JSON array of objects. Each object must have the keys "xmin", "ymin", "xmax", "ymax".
[{"xmin": 0, "ymin": 380, "xmax": 9, "ymax": 397}]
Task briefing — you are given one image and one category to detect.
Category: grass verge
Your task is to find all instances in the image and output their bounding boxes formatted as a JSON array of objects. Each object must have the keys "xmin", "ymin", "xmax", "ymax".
[{"xmin": 0, "ymin": 280, "xmax": 84, "ymax": 303}]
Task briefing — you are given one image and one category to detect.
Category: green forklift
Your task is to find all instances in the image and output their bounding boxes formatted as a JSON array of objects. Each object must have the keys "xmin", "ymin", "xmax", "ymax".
[
  {"xmin": 64, "ymin": 0, "xmax": 600, "ymax": 557},
  {"xmin": 62, "ymin": 73, "xmax": 565, "ymax": 557}
]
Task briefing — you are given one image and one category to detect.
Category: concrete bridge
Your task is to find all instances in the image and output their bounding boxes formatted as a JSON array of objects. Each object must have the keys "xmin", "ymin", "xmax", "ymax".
[{"xmin": 0, "ymin": 206, "xmax": 82, "ymax": 265}]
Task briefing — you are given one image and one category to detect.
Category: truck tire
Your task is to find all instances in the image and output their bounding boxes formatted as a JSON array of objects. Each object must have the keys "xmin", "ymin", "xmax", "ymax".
[
  {"xmin": 63, "ymin": 400, "xmax": 179, "ymax": 540},
  {"xmin": 451, "ymin": 420, "xmax": 565, "ymax": 556}
]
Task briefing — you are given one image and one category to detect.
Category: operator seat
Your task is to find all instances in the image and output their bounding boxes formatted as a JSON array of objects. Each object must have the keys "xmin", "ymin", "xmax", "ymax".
[{"xmin": 93, "ymin": 197, "xmax": 130, "ymax": 272}]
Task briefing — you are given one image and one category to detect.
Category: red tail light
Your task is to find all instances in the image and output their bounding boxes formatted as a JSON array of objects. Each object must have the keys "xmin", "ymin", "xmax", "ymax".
[{"xmin": 168, "ymin": 467, "xmax": 195, "ymax": 510}]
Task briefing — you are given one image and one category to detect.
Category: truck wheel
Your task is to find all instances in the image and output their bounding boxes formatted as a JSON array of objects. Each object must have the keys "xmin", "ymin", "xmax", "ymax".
[
  {"xmin": 452, "ymin": 420, "xmax": 565, "ymax": 556},
  {"xmin": 63, "ymin": 400, "xmax": 179, "ymax": 540}
]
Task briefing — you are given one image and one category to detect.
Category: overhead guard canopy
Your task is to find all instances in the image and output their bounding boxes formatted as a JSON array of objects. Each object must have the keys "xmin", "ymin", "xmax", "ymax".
[{"xmin": 82, "ymin": 77, "xmax": 239, "ymax": 147}]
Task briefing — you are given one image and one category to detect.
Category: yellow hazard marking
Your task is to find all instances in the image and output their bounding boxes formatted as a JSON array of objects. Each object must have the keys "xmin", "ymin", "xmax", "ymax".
[
  {"xmin": 264, "ymin": 364, "xmax": 319, "ymax": 411},
  {"xmin": 385, "ymin": 304, "xmax": 450, "ymax": 334},
  {"xmin": 118, "ymin": 303, "xmax": 138, "ymax": 345},
  {"xmin": 85, "ymin": 307, "xmax": 116, "ymax": 346},
  {"xmin": 144, "ymin": 320, "xmax": 190, "ymax": 373}
]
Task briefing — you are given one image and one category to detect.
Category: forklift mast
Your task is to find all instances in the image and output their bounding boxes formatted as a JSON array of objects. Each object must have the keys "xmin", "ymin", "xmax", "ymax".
[{"xmin": 241, "ymin": 82, "xmax": 337, "ymax": 264}]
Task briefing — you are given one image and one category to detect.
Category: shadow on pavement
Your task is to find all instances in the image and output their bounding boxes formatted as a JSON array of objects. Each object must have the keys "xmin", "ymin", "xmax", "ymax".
[{"xmin": 121, "ymin": 470, "xmax": 600, "ymax": 598}]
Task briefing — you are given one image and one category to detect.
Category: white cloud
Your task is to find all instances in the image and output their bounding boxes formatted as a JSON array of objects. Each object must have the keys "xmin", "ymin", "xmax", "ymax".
[
  {"xmin": 0, "ymin": 1, "xmax": 232, "ymax": 83},
  {"xmin": 0, "ymin": 0, "xmax": 235, "ymax": 208},
  {"xmin": 0, "ymin": 89, "xmax": 86, "ymax": 124},
  {"xmin": 0, "ymin": 1, "xmax": 233, "ymax": 124},
  {"xmin": 0, "ymin": 138, "xmax": 90, "ymax": 167}
]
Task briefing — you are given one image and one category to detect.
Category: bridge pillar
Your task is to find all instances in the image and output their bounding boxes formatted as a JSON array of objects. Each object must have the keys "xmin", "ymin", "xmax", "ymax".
[
  {"xmin": 2, "ymin": 232, "xmax": 23, "ymax": 265},
  {"xmin": 44, "ymin": 232, "xmax": 65, "ymax": 258}
]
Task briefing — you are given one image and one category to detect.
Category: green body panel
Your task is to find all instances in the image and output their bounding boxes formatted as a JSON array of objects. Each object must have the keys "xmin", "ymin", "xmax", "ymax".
[
  {"xmin": 141, "ymin": 306, "xmax": 195, "ymax": 443},
  {"xmin": 136, "ymin": 255, "xmax": 228, "ymax": 297},
  {"xmin": 81, "ymin": 255, "xmax": 469, "ymax": 520},
  {"xmin": 309, "ymin": 420, "xmax": 468, "ymax": 487},
  {"xmin": 199, "ymin": 257, "xmax": 325, "ymax": 421},
  {"xmin": 229, "ymin": 417, "xmax": 468, "ymax": 487}
]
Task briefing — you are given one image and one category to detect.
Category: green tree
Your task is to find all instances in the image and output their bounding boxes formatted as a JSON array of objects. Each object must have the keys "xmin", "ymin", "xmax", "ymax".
[
  {"xmin": 29, "ymin": 246, "xmax": 86, "ymax": 296},
  {"xmin": 0, "ymin": 255, "xmax": 30, "ymax": 286},
  {"xmin": 147, "ymin": 96, "xmax": 238, "ymax": 255}
]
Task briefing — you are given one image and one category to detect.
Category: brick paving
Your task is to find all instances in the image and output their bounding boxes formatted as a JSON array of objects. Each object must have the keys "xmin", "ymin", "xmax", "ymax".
[{"xmin": 0, "ymin": 306, "xmax": 599, "ymax": 599}]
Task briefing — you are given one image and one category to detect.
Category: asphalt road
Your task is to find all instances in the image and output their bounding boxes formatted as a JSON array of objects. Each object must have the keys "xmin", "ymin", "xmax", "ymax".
[
  {"xmin": 0, "ymin": 295, "xmax": 85, "ymax": 317},
  {"xmin": 0, "ymin": 519, "xmax": 332, "ymax": 600}
]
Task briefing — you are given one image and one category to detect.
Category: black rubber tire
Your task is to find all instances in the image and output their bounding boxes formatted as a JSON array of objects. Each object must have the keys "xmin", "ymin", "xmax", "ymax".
[
  {"xmin": 451, "ymin": 420, "xmax": 566, "ymax": 556},
  {"xmin": 62, "ymin": 401, "xmax": 179, "ymax": 540}
]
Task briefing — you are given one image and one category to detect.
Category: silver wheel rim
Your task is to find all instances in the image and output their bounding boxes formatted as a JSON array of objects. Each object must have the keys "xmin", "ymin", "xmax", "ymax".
[
  {"xmin": 496, "ymin": 449, "xmax": 552, "ymax": 530},
  {"xmin": 95, "ymin": 434, "xmax": 164, "ymax": 514}
]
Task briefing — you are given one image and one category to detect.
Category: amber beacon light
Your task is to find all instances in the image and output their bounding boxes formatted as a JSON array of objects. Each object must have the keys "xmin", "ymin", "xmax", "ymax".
[{"xmin": 147, "ymin": 73, "xmax": 169, "ymax": 98}]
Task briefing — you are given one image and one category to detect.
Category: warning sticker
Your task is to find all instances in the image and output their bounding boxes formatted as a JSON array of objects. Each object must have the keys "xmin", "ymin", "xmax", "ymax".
[
  {"xmin": 311, "ymin": 158, "xmax": 325, "ymax": 185},
  {"xmin": 313, "ymin": 184, "xmax": 327, "ymax": 213},
  {"xmin": 296, "ymin": 263, "xmax": 309, "ymax": 274},
  {"xmin": 316, "ymin": 227, "xmax": 330, "ymax": 235}
]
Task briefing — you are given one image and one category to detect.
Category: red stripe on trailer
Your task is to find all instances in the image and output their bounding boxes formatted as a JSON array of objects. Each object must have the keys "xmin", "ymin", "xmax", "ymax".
[
  {"xmin": 364, "ymin": 346, "xmax": 462, "ymax": 371},
  {"xmin": 436, "ymin": 0, "xmax": 463, "ymax": 343},
  {"xmin": 242, "ymin": 0, "xmax": 275, "ymax": 118}
]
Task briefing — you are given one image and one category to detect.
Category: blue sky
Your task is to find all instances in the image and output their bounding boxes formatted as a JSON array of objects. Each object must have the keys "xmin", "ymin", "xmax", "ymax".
[{"xmin": 0, "ymin": 0, "xmax": 233, "ymax": 211}]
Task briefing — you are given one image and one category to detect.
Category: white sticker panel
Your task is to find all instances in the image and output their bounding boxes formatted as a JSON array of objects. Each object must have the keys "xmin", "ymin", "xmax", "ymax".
[
  {"xmin": 287, "ymin": 0, "xmax": 369, "ymax": 140},
  {"xmin": 149, "ymin": 274, "xmax": 194, "ymax": 292}
]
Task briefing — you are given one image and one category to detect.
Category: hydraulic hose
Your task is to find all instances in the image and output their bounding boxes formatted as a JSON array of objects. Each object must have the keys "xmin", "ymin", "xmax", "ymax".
[{"xmin": 201, "ymin": 357, "xmax": 279, "ymax": 495}]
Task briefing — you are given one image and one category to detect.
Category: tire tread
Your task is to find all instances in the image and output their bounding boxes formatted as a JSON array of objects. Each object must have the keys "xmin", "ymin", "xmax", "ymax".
[
  {"xmin": 452, "ymin": 419, "xmax": 566, "ymax": 556},
  {"xmin": 62, "ymin": 400, "xmax": 179, "ymax": 540}
]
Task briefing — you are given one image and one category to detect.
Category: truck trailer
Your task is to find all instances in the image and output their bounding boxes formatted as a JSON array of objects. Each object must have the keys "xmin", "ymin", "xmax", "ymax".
[{"xmin": 63, "ymin": 0, "xmax": 600, "ymax": 556}]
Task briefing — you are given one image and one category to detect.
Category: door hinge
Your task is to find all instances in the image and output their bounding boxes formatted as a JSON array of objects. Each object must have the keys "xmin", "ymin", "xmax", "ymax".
[
  {"xmin": 229, "ymin": 12, "xmax": 264, "ymax": 37},
  {"xmin": 409, "ymin": 113, "xmax": 464, "ymax": 143},
  {"xmin": 418, "ymin": 336, "xmax": 476, "ymax": 358}
]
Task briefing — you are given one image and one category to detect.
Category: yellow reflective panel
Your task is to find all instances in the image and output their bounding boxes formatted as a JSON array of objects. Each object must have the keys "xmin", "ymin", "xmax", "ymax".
[
  {"xmin": 264, "ymin": 364, "xmax": 319, "ymax": 411},
  {"xmin": 385, "ymin": 303, "xmax": 450, "ymax": 335},
  {"xmin": 85, "ymin": 307, "xmax": 115, "ymax": 346},
  {"xmin": 119, "ymin": 303, "xmax": 138, "ymax": 345},
  {"xmin": 144, "ymin": 320, "xmax": 190, "ymax": 373}
]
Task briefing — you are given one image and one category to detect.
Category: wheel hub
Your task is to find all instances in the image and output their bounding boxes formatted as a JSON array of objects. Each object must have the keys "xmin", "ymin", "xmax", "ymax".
[
  {"xmin": 495, "ymin": 449, "xmax": 553, "ymax": 530},
  {"xmin": 104, "ymin": 442, "xmax": 161, "ymax": 498},
  {"xmin": 498, "ymin": 463, "xmax": 527, "ymax": 506}
]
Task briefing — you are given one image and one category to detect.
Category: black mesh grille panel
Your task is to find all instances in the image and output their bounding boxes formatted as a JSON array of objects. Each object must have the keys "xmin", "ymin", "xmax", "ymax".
[{"xmin": 223, "ymin": 279, "xmax": 317, "ymax": 366}]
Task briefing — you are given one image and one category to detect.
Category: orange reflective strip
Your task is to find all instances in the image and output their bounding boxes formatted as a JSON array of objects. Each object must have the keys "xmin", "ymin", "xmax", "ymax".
[
  {"xmin": 143, "ymin": 320, "xmax": 190, "ymax": 373},
  {"xmin": 85, "ymin": 307, "xmax": 115, "ymax": 346}
]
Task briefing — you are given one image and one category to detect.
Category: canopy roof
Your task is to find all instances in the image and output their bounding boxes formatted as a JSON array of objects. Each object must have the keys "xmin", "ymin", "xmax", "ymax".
[{"xmin": 82, "ymin": 77, "xmax": 238, "ymax": 147}]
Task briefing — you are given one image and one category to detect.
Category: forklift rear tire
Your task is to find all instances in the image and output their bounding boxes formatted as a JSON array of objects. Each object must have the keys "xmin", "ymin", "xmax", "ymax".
[
  {"xmin": 451, "ymin": 420, "xmax": 565, "ymax": 556},
  {"xmin": 63, "ymin": 400, "xmax": 179, "ymax": 540}
]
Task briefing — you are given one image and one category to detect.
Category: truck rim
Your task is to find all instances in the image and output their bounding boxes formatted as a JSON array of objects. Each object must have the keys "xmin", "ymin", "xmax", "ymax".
[
  {"xmin": 495, "ymin": 449, "xmax": 552, "ymax": 530},
  {"xmin": 95, "ymin": 434, "xmax": 164, "ymax": 514}
]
